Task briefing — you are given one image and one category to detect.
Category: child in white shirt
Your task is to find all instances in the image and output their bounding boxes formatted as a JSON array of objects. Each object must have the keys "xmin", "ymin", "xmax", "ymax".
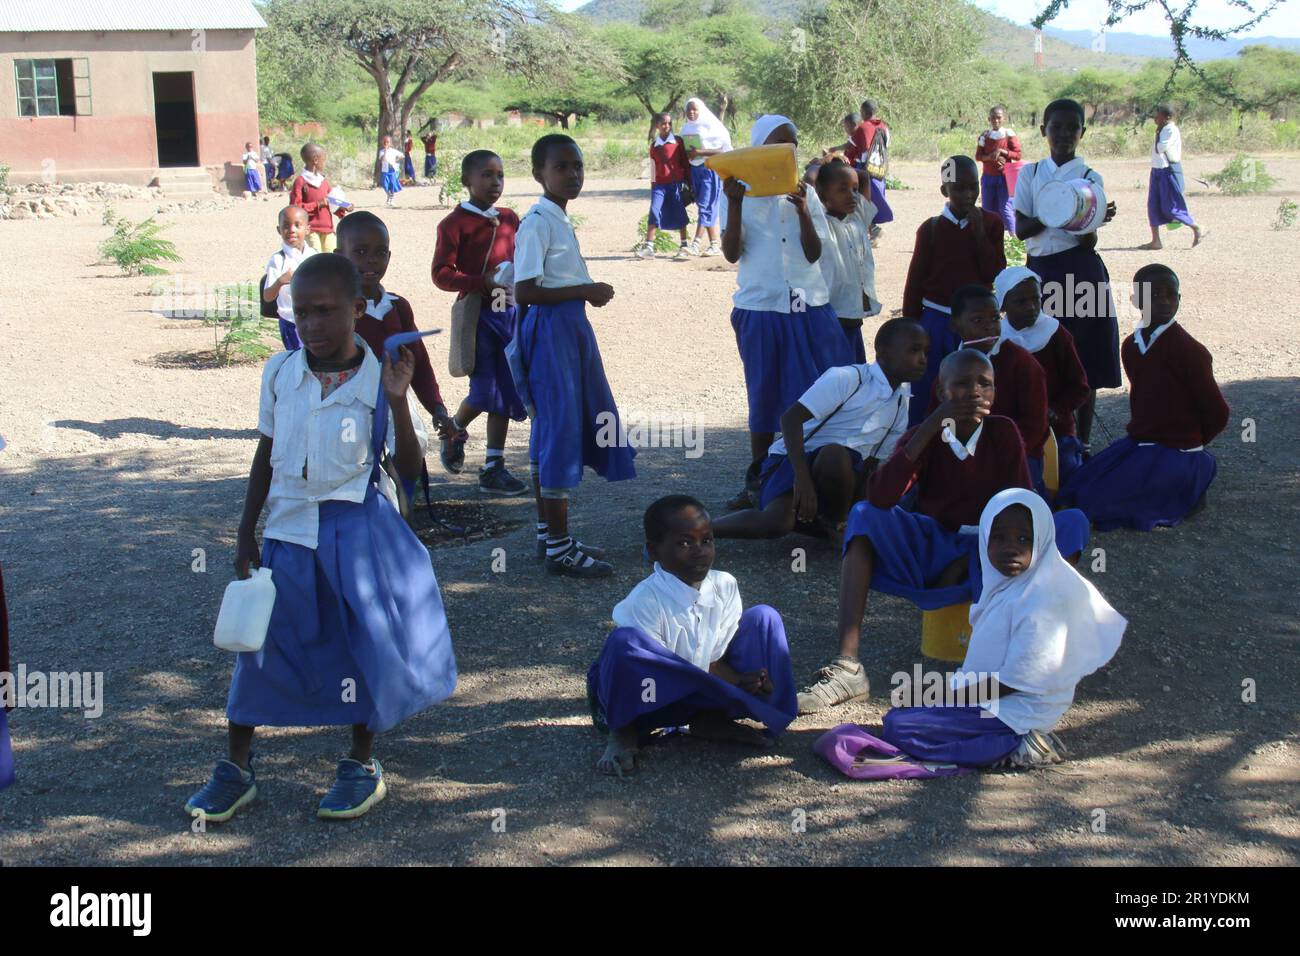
[
  {"xmin": 262, "ymin": 205, "xmax": 315, "ymax": 350},
  {"xmin": 813, "ymin": 158, "xmax": 881, "ymax": 363},
  {"xmin": 241, "ymin": 141, "xmax": 264, "ymax": 198},
  {"xmin": 378, "ymin": 135, "xmax": 404, "ymax": 207}
]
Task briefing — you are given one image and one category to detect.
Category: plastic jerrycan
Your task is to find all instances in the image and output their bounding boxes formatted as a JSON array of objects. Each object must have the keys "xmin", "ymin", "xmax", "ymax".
[
  {"xmin": 705, "ymin": 144, "xmax": 799, "ymax": 197},
  {"xmin": 214, "ymin": 567, "xmax": 277, "ymax": 653}
]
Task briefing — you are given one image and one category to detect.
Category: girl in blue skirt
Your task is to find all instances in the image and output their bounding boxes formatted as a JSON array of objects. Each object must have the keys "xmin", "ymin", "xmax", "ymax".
[
  {"xmin": 590, "ymin": 496, "xmax": 797, "ymax": 776},
  {"xmin": 1140, "ymin": 105, "xmax": 1206, "ymax": 250},
  {"xmin": 1013, "ymin": 98, "xmax": 1119, "ymax": 452},
  {"xmin": 378, "ymin": 135, "xmax": 403, "ymax": 207},
  {"xmin": 185, "ymin": 254, "xmax": 457, "ymax": 824},
  {"xmin": 880, "ymin": 489, "xmax": 1125, "ymax": 769},
  {"xmin": 720, "ymin": 114, "xmax": 854, "ymax": 509},
  {"xmin": 681, "ymin": 97, "xmax": 732, "ymax": 257},
  {"xmin": 514, "ymin": 134, "xmax": 636, "ymax": 578}
]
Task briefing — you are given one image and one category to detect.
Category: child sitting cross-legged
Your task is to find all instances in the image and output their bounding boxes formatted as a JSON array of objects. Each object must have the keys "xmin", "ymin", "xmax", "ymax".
[{"xmin": 587, "ymin": 496, "xmax": 798, "ymax": 776}]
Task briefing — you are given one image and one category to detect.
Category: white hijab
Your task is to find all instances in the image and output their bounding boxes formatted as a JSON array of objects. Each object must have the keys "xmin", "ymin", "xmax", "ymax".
[
  {"xmin": 681, "ymin": 97, "xmax": 732, "ymax": 152},
  {"xmin": 749, "ymin": 114, "xmax": 797, "ymax": 148},
  {"xmin": 961, "ymin": 489, "xmax": 1126, "ymax": 697},
  {"xmin": 995, "ymin": 266, "xmax": 1059, "ymax": 353}
]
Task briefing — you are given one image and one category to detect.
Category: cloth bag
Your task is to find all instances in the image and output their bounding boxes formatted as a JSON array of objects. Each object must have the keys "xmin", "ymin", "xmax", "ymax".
[
  {"xmin": 814, "ymin": 723, "xmax": 971, "ymax": 780},
  {"xmin": 448, "ymin": 221, "xmax": 498, "ymax": 378}
]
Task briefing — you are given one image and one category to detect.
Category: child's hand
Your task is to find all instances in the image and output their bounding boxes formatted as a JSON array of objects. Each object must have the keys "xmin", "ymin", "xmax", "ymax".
[
  {"xmin": 278, "ymin": 266, "xmax": 295, "ymax": 287},
  {"xmin": 722, "ymin": 176, "xmax": 746, "ymax": 203},
  {"xmin": 786, "ymin": 182, "xmax": 809, "ymax": 215},
  {"xmin": 382, "ymin": 346, "xmax": 415, "ymax": 401},
  {"xmin": 586, "ymin": 283, "xmax": 615, "ymax": 307},
  {"xmin": 1103, "ymin": 200, "xmax": 1117, "ymax": 224},
  {"xmin": 933, "ymin": 395, "xmax": 990, "ymax": 429},
  {"xmin": 234, "ymin": 529, "xmax": 260, "ymax": 580},
  {"xmin": 736, "ymin": 668, "xmax": 774, "ymax": 696},
  {"xmin": 433, "ymin": 411, "xmax": 463, "ymax": 441},
  {"xmin": 792, "ymin": 472, "xmax": 819, "ymax": 524}
]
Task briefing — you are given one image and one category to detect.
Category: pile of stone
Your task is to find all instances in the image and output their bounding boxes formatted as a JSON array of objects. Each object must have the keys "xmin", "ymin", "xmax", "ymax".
[
  {"xmin": 0, "ymin": 181, "xmax": 162, "ymax": 220},
  {"xmin": 155, "ymin": 197, "xmax": 236, "ymax": 215}
]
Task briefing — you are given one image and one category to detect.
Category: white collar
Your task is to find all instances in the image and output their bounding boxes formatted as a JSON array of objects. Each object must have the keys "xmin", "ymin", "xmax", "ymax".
[
  {"xmin": 365, "ymin": 292, "xmax": 395, "ymax": 320},
  {"xmin": 289, "ymin": 334, "xmax": 380, "ymax": 409},
  {"xmin": 651, "ymin": 562, "xmax": 718, "ymax": 609},
  {"xmin": 279, "ymin": 241, "xmax": 308, "ymax": 260},
  {"xmin": 1135, "ymin": 319, "xmax": 1176, "ymax": 354},
  {"xmin": 653, "ymin": 133, "xmax": 676, "ymax": 147},
  {"xmin": 1000, "ymin": 313, "xmax": 1059, "ymax": 354},
  {"xmin": 459, "ymin": 200, "xmax": 499, "ymax": 219},
  {"xmin": 942, "ymin": 421, "xmax": 983, "ymax": 461},
  {"xmin": 300, "ymin": 169, "xmax": 324, "ymax": 188},
  {"xmin": 961, "ymin": 338, "xmax": 1002, "ymax": 357},
  {"xmin": 1038, "ymin": 155, "xmax": 1085, "ymax": 178},
  {"xmin": 535, "ymin": 195, "xmax": 572, "ymax": 226},
  {"xmin": 941, "ymin": 204, "xmax": 969, "ymax": 229}
]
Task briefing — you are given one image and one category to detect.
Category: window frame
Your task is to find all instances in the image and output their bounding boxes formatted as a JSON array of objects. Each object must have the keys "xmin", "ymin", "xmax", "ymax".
[{"xmin": 13, "ymin": 57, "xmax": 90, "ymax": 117}]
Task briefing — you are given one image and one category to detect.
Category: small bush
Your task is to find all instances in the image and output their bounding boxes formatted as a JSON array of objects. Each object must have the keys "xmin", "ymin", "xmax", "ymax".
[
  {"xmin": 0, "ymin": 163, "xmax": 10, "ymax": 198},
  {"xmin": 884, "ymin": 174, "xmax": 911, "ymax": 191},
  {"xmin": 1205, "ymin": 154, "xmax": 1278, "ymax": 196},
  {"xmin": 98, "ymin": 217, "xmax": 183, "ymax": 275},
  {"xmin": 1004, "ymin": 233, "xmax": 1026, "ymax": 267},
  {"xmin": 202, "ymin": 283, "xmax": 279, "ymax": 365},
  {"xmin": 635, "ymin": 213, "xmax": 691, "ymax": 253},
  {"xmin": 1273, "ymin": 198, "xmax": 1298, "ymax": 231}
]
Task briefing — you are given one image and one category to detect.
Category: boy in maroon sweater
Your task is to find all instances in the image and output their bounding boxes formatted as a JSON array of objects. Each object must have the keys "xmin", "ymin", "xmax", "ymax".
[
  {"xmin": 995, "ymin": 266, "xmax": 1090, "ymax": 485},
  {"xmin": 799, "ymin": 348, "xmax": 1088, "ymax": 713},
  {"xmin": 289, "ymin": 143, "xmax": 341, "ymax": 253},
  {"xmin": 926, "ymin": 285, "xmax": 1050, "ymax": 493},
  {"xmin": 902, "ymin": 156, "xmax": 1006, "ymax": 426},
  {"xmin": 1058, "ymin": 264, "xmax": 1228, "ymax": 530},
  {"xmin": 336, "ymin": 212, "xmax": 458, "ymax": 445}
]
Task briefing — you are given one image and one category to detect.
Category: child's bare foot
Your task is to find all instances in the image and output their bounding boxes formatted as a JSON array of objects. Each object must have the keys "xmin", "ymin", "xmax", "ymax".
[
  {"xmin": 688, "ymin": 710, "xmax": 774, "ymax": 749},
  {"xmin": 596, "ymin": 728, "xmax": 639, "ymax": 777},
  {"xmin": 1136, "ymin": 241, "xmax": 1162, "ymax": 250},
  {"xmin": 1192, "ymin": 226, "xmax": 1208, "ymax": 246}
]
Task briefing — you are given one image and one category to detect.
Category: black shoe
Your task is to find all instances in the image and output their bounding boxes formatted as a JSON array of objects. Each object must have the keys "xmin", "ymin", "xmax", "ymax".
[
  {"xmin": 545, "ymin": 543, "xmax": 613, "ymax": 578},
  {"xmin": 537, "ymin": 538, "xmax": 606, "ymax": 560},
  {"xmin": 440, "ymin": 431, "xmax": 467, "ymax": 474},
  {"xmin": 478, "ymin": 460, "xmax": 528, "ymax": 496}
]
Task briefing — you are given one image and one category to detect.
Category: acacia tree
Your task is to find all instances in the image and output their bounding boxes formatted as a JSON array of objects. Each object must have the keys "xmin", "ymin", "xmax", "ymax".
[
  {"xmin": 1034, "ymin": 0, "xmax": 1290, "ymax": 113},
  {"xmin": 260, "ymin": 0, "xmax": 605, "ymax": 182}
]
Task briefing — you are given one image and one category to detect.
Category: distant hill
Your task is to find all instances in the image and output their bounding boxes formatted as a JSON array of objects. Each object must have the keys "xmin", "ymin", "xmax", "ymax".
[
  {"xmin": 1044, "ymin": 26, "xmax": 1300, "ymax": 60},
  {"xmin": 575, "ymin": 0, "xmax": 1153, "ymax": 71}
]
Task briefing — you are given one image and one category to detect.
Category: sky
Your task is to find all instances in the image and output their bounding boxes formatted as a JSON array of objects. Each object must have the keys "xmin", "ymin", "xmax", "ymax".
[{"xmin": 552, "ymin": 0, "xmax": 1300, "ymax": 36}]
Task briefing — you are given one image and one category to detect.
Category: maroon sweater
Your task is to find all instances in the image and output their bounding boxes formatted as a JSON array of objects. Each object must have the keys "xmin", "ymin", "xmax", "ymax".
[
  {"xmin": 869, "ymin": 415, "xmax": 1032, "ymax": 532},
  {"xmin": 355, "ymin": 293, "xmax": 445, "ymax": 415},
  {"xmin": 1123, "ymin": 322, "xmax": 1229, "ymax": 448},
  {"xmin": 289, "ymin": 175, "xmax": 336, "ymax": 235},
  {"xmin": 902, "ymin": 210, "xmax": 1006, "ymax": 316},
  {"xmin": 1026, "ymin": 326, "xmax": 1090, "ymax": 438},
  {"xmin": 432, "ymin": 206, "xmax": 520, "ymax": 298},
  {"xmin": 928, "ymin": 340, "xmax": 1049, "ymax": 459},
  {"xmin": 650, "ymin": 138, "xmax": 690, "ymax": 185}
]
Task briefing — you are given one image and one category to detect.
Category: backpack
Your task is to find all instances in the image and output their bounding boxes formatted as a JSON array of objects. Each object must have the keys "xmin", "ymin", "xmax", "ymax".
[{"xmin": 865, "ymin": 125, "xmax": 889, "ymax": 181}]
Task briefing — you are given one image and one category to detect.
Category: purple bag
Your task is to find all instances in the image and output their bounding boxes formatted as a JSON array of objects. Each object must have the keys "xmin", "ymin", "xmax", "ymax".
[{"xmin": 814, "ymin": 723, "xmax": 972, "ymax": 780}]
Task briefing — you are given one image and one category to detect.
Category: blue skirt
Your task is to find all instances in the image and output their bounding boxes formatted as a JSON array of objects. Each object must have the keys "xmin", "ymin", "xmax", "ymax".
[
  {"xmin": 226, "ymin": 489, "xmax": 457, "ymax": 733},
  {"xmin": 909, "ymin": 305, "xmax": 962, "ymax": 427},
  {"xmin": 841, "ymin": 318, "xmax": 867, "ymax": 364},
  {"xmin": 1148, "ymin": 165, "xmax": 1195, "ymax": 228},
  {"xmin": 403, "ymin": 154, "xmax": 415, "ymax": 179},
  {"xmin": 649, "ymin": 181, "xmax": 688, "ymax": 230},
  {"xmin": 843, "ymin": 503, "xmax": 1091, "ymax": 607},
  {"xmin": 467, "ymin": 301, "xmax": 526, "ymax": 421},
  {"xmin": 1057, "ymin": 437, "xmax": 1216, "ymax": 531},
  {"xmin": 522, "ymin": 299, "xmax": 636, "ymax": 489},
  {"xmin": 381, "ymin": 169, "xmax": 402, "ymax": 194},
  {"xmin": 866, "ymin": 177, "xmax": 894, "ymax": 224},
  {"xmin": 981, "ymin": 172, "xmax": 1016, "ymax": 234},
  {"xmin": 731, "ymin": 302, "xmax": 853, "ymax": 433},
  {"xmin": 244, "ymin": 169, "xmax": 261, "ymax": 193},
  {"xmin": 424, "ymin": 154, "xmax": 437, "ymax": 178},
  {"xmin": 758, "ymin": 447, "xmax": 865, "ymax": 511},
  {"xmin": 0, "ymin": 706, "xmax": 13, "ymax": 792},
  {"xmin": 587, "ymin": 606, "xmax": 798, "ymax": 739},
  {"xmin": 1027, "ymin": 245, "xmax": 1121, "ymax": 389},
  {"xmin": 278, "ymin": 319, "xmax": 301, "ymax": 351},
  {"xmin": 690, "ymin": 164, "xmax": 722, "ymax": 228},
  {"xmin": 1057, "ymin": 434, "xmax": 1084, "ymax": 485},
  {"xmin": 882, "ymin": 706, "xmax": 1021, "ymax": 767}
]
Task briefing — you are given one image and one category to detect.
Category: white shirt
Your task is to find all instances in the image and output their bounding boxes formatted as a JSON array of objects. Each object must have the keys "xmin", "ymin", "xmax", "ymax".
[
  {"xmin": 769, "ymin": 362, "xmax": 909, "ymax": 458},
  {"xmin": 365, "ymin": 292, "xmax": 395, "ymax": 322},
  {"xmin": 1012, "ymin": 156, "xmax": 1105, "ymax": 258},
  {"xmin": 260, "ymin": 144, "xmax": 274, "ymax": 164},
  {"xmin": 257, "ymin": 340, "xmax": 428, "ymax": 549},
  {"xmin": 612, "ymin": 564, "xmax": 743, "ymax": 670},
  {"xmin": 242, "ymin": 151, "xmax": 259, "ymax": 171},
  {"xmin": 722, "ymin": 188, "xmax": 831, "ymax": 312},
  {"xmin": 378, "ymin": 147, "xmax": 403, "ymax": 172},
  {"xmin": 819, "ymin": 192, "xmax": 880, "ymax": 320},
  {"xmin": 1152, "ymin": 123, "xmax": 1182, "ymax": 168},
  {"xmin": 514, "ymin": 196, "xmax": 593, "ymax": 289},
  {"xmin": 264, "ymin": 242, "xmax": 316, "ymax": 324}
]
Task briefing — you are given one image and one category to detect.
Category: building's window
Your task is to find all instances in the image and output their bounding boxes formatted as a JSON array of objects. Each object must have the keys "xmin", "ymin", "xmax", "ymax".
[{"xmin": 14, "ymin": 58, "xmax": 91, "ymax": 117}]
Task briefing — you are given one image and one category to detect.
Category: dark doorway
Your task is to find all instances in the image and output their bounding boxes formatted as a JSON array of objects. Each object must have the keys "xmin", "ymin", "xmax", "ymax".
[{"xmin": 153, "ymin": 72, "xmax": 198, "ymax": 167}]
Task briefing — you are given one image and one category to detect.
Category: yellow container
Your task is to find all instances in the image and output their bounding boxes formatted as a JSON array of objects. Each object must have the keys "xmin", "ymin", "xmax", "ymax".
[
  {"xmin": 705, "ymin": 144, "xmax": 798, "ymax": 197},
  {"xmin": 920, "ymin": 602, "xmax": 972, "ymax": 662},
  {"xmin": 1043, "ymin": 427, "xmax": 1060, "ymax": 493}
]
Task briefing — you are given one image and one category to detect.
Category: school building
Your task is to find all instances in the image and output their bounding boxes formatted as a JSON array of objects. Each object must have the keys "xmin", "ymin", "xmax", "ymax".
[{"xmin": 0, "ymin": 0, "xmax": 265, "ymax": 188}]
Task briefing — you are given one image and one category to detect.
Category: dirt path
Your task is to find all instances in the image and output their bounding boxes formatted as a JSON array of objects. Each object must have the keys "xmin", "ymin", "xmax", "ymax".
[{"xmin": 0, "ymin": 158, "xmax": 1296, "ymax": 866}]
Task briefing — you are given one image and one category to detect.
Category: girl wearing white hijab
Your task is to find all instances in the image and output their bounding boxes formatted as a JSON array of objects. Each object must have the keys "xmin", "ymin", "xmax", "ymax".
[
  {"xmin": 680, "ymin": 97, "xmax": 732, "ymax": 256},
  {"xmin": 719, "ymin": 114, "xmax": 854, "ymax": 510},
  {"xmin": 882, "ymin": 488, "xmax": 1125, "ymax": 768},
  {"xmin": 995, "ymin": 266, "xmax": 1091, "ymax": 484}
]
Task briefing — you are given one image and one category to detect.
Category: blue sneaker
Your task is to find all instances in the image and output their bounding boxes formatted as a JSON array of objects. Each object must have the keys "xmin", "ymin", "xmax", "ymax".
[
  {"xmin": 185, "ymin": 759, "xmax": 257, "ymax": 824},
  {"xmin": 317, "ymin": 758, "xmax": 387, "ymax": 820}
]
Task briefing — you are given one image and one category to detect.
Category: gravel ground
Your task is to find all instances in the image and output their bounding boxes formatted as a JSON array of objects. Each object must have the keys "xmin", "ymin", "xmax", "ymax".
[{"xmin": 0, "ymin": 157, "xmax": 1297, "ymax": 866}]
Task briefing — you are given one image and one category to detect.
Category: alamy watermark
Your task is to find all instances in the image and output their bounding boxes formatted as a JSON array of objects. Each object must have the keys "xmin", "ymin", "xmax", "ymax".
[
  {"xmin": 595, "ymin": 410, "xmax": 704, "ymax": 459},
  {"xmin": 891, "ymin": 664, "xmax": 1003, "ymax": 716},
  {"xmin": 1, "ymin": 666, "xmax": 104, "ymax": 718}
]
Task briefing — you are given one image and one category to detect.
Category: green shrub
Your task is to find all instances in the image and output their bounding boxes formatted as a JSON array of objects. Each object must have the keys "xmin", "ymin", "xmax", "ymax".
[
  {"xmin": 635, "ymin": 213, "xmax": 691, "ymax": 253},
  {"xmin": 98, "ymin": 217, "xmax": 183, "ymax": 276},
  {"xmin": 202, "ymin": 283, "xmax": 279, "ymax": 365},
  {"xmin": 1004, "ymin": 233, "xmax": 1026, "ymax": 267},
  {"xmin": 1273, "ymin": 198, "xmax": 1298, "ymax": 231},
  {"xmin": 1205, "ymin": 154, "xmax": 1278, "ymax": 195},
  {"xmin": 0, "ymin": 163, "xmax": 10, "ymax": 197}
]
